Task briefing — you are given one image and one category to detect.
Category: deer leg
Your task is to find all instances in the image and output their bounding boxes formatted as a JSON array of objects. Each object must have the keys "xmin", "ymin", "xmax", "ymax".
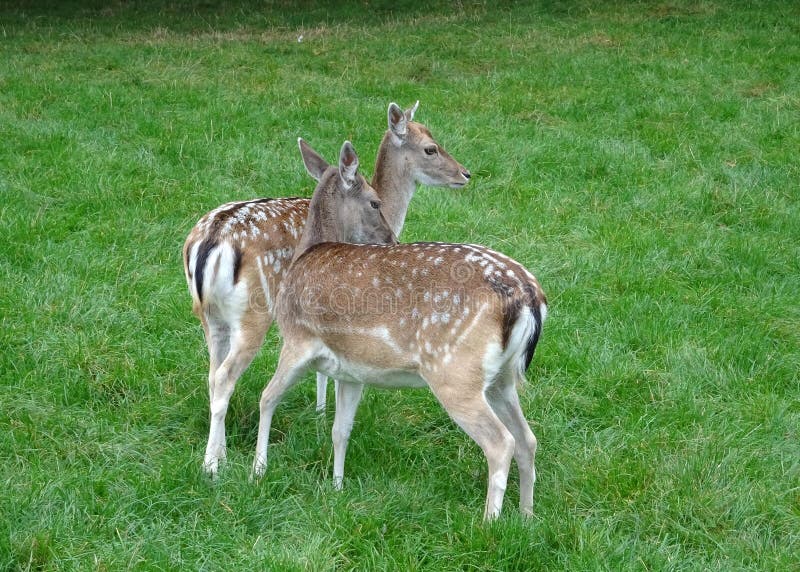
[
  {"xmin": 331, "ymin": 381, "xmax": 364, "ymax": 489},
  {"xmin": 315, "ymin": 374, "xmax": 343, "ymax": 413},
  {"xmin": 201, "ymin": 316, "xmax": 229, "ymax": 474},
  {"xmin": 202, "ymin": 316, "xmax": 230, "ymax": 403},
  {"xmin": 204, "ymin": 317, "xmax": 270, "ymax": 476},
  {"xmin": 427, "ymin": 378, "xmax": 515, "ymax": 521},
  {"xmin": 485, "ymin": 373, "xmax": 538, "ymax": 516},
  {"xmin": 253, "ymin": 343, "xmax": 314, "ymax": 478},
  {"xmin": 315, "ymin": 372, "xmax": 328, "ymax": 413}
]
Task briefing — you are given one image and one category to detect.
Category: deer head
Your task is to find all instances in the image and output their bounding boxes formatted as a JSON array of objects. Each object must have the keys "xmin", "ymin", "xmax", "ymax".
[
  {"xmin": 295, "ymin": 139, "xmax": 397, "ymax": 260},
  {"xmin": 386, "ymin": 101, "xmax": 471, "ymax": 188}
]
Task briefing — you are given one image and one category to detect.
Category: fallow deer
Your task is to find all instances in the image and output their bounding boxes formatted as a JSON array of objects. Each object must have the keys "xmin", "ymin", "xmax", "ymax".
[
  {"xmin": 253, "ymin": 141, "xmax": 547, "ymax": 520},
  {"xmin": 183, "ymin": 102, "xmax": 470, "ymax": 475}
]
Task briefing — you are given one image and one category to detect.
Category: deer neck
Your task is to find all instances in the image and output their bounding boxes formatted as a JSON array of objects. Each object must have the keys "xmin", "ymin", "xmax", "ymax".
[
  {"xmin": 372, "ymin": 132, "xmax": 417, "ymax": 238},
  {"xmin": 293, "ymin": 187, "xmax": 340, "ymax": 262}
]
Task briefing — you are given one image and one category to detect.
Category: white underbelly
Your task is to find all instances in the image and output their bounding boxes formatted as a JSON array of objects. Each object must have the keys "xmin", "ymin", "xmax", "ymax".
[{"xmin": 314, "ymin": 353, "xmax": 428, "ymax": 389}]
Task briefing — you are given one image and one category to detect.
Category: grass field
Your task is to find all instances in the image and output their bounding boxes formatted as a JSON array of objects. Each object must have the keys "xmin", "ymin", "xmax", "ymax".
[{"xmin": 1, "ymin": 1, "xmax": 799, "ymax": 569}]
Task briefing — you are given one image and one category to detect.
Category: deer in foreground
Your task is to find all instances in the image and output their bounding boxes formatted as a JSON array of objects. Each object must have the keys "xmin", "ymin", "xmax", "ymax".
[
  {"xmin": 253, "ymin": 140, "xmax": 547, "ymax": 520},
  {"xmin": 182, "ymin": 102, "xmax": 470, "ymax": 475}
]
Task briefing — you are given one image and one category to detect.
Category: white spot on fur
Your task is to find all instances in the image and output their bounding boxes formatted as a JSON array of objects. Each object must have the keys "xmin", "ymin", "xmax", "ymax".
[
  {"xmin": 452, "ymin": 302, "xmax": 488, "ymax": 350},
  {"xmin": 255, "ymin": 256, "xmax": 273, "ymax": 314}
]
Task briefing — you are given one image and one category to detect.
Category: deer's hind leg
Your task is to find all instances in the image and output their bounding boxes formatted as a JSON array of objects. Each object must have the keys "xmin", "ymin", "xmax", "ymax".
[
  {"xmin": 201, "ymin": 314, "xmax": 230, "ymax": 403},
  {"xmin": 204, "ymin": 310, "xmax": 271, "ymax": 475},
  {"xmin": 253, "ymin": 340, "xmax": 316, "ymax": 478},
  {"xmin": 485, "ymin": 368, "xmax": 538, "ymax": 516},
  {"xmin": 425, "ymin": 364, "xmax": 515, "ymax": 521}
]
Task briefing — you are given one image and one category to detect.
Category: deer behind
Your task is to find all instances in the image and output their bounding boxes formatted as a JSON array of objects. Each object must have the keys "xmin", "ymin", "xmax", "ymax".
[
  {"xmin": 183, "ymin": 102, "xmax": 470, "ymax": 474},
  {"xmin": 253, "ymin": 141, "xmax": 547, "ymax": 521}
]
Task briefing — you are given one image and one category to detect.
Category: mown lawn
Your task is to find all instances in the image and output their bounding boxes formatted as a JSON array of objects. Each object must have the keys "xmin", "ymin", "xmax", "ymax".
[{"xmin": 1, "ymin": 1, "xmax": 798, "ymax": 569}]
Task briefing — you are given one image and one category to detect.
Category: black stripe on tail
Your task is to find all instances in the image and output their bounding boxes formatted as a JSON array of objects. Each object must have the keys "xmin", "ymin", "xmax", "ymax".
[
  {"xmin": 184, "ymin": 244, "xmax": 192, "ymax": 281},
  {"xmin": 194, "ymin": 239, "xmax": 218, "ymax": 303},
  {"xmin": 232, "ymin": 246, "xmax": 243, "ymax": 286},
  {"xmin": 193, "ymin": 240, "xmax": 244, "ymax": 303},
  {"xmin": 500, "ymin": 282, "xmax": 544, "ymax": 373},
  {"xmin": 523, "ymin": 304, "xmax": 543, "ymax": 372}
]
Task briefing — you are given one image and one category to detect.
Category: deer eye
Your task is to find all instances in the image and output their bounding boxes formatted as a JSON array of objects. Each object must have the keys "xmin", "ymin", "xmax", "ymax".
[
  {"xmin": 370, "ymin": 200, "xmax": 381, "ymax": 210},
  {"xmin": 424, "ymin": 146, "xmax": 438, "ymax": 156}
]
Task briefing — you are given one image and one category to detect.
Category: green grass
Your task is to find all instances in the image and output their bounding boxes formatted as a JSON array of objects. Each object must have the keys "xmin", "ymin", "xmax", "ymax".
[{"xmin": 2, "ymin": 1, "xmax": 799, "ymax": 569}]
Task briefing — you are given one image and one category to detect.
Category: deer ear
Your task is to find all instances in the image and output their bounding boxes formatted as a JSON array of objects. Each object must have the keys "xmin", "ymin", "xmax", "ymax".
[
  {"xmin": 388, "ymin": 102, "xmax": 407, "ymax": 142},
  {"xmin": 405, "ymin": 100, "xmax": 419, "ymax": 122},
  {"xmin": 338, "ymin": 140, "xmax": 359, "ymax": 188},
  {"xmin": 298, "ymin": 138, "xmax": 329, "ymax": 181}
]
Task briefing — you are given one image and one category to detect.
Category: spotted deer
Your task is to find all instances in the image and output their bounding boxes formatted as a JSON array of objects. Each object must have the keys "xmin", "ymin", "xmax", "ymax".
[
  {"xmin": 183, "ymin": 102, "xmax": 470, "ymax": 475},
  {"xmin": 253, "ymin": 141, "xmax": 548, "ymax": 520}
]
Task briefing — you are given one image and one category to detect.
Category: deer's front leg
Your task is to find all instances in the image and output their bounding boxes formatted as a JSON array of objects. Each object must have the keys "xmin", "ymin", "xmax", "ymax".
[
  {"xmin": 331, "ymin": 381, "xmax": 365, "ymax": 489},
  {"xmin": 253, "ymin": 344, "xmax": 313, "ymax": 478}
]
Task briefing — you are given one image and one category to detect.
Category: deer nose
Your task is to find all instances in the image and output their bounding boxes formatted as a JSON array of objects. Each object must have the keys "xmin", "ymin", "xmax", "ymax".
[{"xmin": 462, "ymin": 169, "xmax": 471, "ymax": 180}]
